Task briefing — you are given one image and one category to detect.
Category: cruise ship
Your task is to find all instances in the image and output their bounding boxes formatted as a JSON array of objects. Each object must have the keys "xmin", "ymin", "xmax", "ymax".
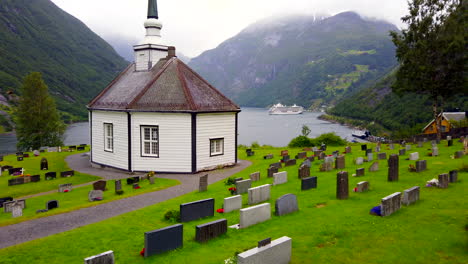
[{"xmin": 268, "ymin": 103, "xmax": 304, "ymax": 115}]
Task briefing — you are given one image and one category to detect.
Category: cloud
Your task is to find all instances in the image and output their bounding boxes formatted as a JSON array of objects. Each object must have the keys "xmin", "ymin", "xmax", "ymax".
[{"xmin": 51, "ymin": 0, "xmax": 408, "ymax": 57}]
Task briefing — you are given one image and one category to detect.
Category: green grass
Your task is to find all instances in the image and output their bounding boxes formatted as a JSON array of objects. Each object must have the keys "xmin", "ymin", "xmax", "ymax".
[
  {"xmin": 0, "ymin": 148, "xmax": 100, "ymax": 198},
  {"xmin": 0, "ymin": 141, "xmax": 467, "ymax": 264}
]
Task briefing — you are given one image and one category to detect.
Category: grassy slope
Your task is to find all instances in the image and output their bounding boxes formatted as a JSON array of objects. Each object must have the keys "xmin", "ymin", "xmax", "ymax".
[{"xmin": 0, "ymin": 142, "xmax": 466, "ymax": 264}]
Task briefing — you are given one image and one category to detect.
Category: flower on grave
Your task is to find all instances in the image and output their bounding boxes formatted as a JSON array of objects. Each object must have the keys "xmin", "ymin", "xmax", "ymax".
[
  {"xmin": 216, "ymin": 208, "xmax": 224, "ymax": 213},
  {"xmin": 140, "ymin": 248, "xmax": 145, "ymax": 256},
  {"xmin": 64, "ymin": 190, "xmax": 69, "ymax": 193},
  {"xmin": 147, "ymin": 171, "xmax": 155, "ymax": 178},
  {"xmin": 228, "ymin": 187, "xmax": 236, "ymax": 195},
  {"xmin": 135, "ymin": 186, "xmax": 141, "ymax": 190},
  {"xmin": 353, "ymin": 187, "xmax": 358, "ymax": 192}
]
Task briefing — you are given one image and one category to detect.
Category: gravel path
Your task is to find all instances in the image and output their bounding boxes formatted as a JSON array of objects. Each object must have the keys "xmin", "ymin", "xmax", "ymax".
[{"xmin": 0, "ymin": 154, "xmax": 251, "ymax": 249}]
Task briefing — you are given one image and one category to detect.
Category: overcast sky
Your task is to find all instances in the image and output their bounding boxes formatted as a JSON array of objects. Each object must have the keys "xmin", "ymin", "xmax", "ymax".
[{"xmin": 51, "ymin": 0, "xmax": 409, "ymax": 58}]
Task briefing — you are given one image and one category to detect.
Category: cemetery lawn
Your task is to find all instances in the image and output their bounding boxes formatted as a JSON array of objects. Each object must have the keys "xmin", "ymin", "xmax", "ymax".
[
  {"xmin": 0, "ymin": 177, "xmax": 179, "ymax": 227},
  {"xmin": 0, "ymin": 141, "xmax": 467, "ymax": 264},
  {"xmin": 0, "ymin": 148, "xmax": 100, "ymax": 198}
]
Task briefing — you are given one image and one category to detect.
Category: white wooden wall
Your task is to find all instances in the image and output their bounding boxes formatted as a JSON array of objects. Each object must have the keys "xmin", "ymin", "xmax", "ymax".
[
  {"xmin": 134, "ymin": 49, "xmax": 168, "ymax": 71},
  {"xmin": 91, "ymin": 111, "xmax": 128, "ymax": 170}
]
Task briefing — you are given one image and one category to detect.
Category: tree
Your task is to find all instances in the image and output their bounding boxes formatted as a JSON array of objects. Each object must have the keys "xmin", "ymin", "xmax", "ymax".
[
  {"xmin": 15, "ymin": 72, "xmax": 65, "ymax": 150},
  {"xmin": 390, "ymin": 0, "xmax": 466, "ymax": 140},
  {"xmin": 301, "ymin": 124, "xmax": 311, "ymax": 137}
]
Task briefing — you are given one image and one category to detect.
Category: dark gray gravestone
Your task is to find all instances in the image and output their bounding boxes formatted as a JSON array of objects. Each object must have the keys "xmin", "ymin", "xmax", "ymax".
[
  {"xmin": 275, "ymin": 194, "xmax": 298, "ymax": 216},
  {"xmin": 301, "ymin": 177, "xmax": 317, "ymax": 190},
  {"xmin": 447, "ymin": 139, "xmax": 453, "ymax": 146},
  {"xmin": 296, "ymin": 152, "xmax": 307, "ymax": 159},
  {"xmin": 449, "ymin": 170, "xmax": 458, "ymax": 183},
  {"xmin": 366, "ymin": 149, "xmax": 372, "ymax": 155},
  {"xmin": 415, "ymin": 160, "xmax": 427, "ymax": 172},
  {"xmin": 267, "ymin": 166, "xmax": 278, "ymax": 178},
  {"xmin": 145, "ymin": 224, "xmax": 183, "ymax": 257},
  {"xmin": 387, "ymin": 154, "xmax": 399, "ymax": 182},
  {"xmin": 0, "ymin": 197, "xmax": 13, "ymax": 208},
  {"xmin": 199, "ymin": 174, "xmax": 208, "ymax": 192},
  {"xmin": 377, "ymin": 153, "xmax": 387, "ymax": 160},
  {"xmin": 258, "ymin": 238, "xmax": 271, "ymax": 248},
  {"xmin": 93, "ymin": 181, "xmax": 107, "ymax": 191},
  {"xmin": 336, "ymin": 171, "xmax": 349, "ymax": 200},
  {"xmin": 8, "ymin": 178, "xmax": 24, "ymax": 186},
  {"xmin": 46, "ymin": 200, "xmax": 59, "ymax": 210},
  {"xmin": 180, "ymin": 198, "xmax": 215, "ymax": 222},
  {"xmin": 319, "ymin": 152, "xmax": 326, "ymax": 160},
  {"xmin": 8, "ymin": 167, "xmax": 22, "ymax": 175},
  {"xmin": 361, "ymin": 145, "xmax": 367, "ymax": 151},
  {"xmin": 438, "ymin": 173, "xmax": 449, "ymax": 188},
  {"xmin": 77, "ymin": 146, "xmax": 85, "ymax": 151},
  {"xmin": 356, "ymin": 168, "xmax": 365, "ymax": 177},
  {"xmin": 60, "ymin": 170, "xmax": 74, "ymax": 177},
  {"xmin": 195, "ymin": 218, "xmax": 227, "ymax": 243},
  {"xmin": 269, "ymin": 162, "xmax": 282, "ymax": 169},
  {"xmin": 17, "ymin": 156, "xmax": 23, "ymax": 162},
  {"xmin": 84, "ymin": 250, "xmax": 114, "ymax": 264},
  {"xmin": 285, "ymin": 159, "xmax": 296, "ymax": 167},
  {"xmin": 298, "ymin": 165, "xmax": 310, "ymax": 179},
  {"xmin": 307, "ymin": 156, "xmax": 315, "ymax": 162},
  {"xmin": 115, "ymin": 180, "xmax": 122, "ymax": 192},
  {"xmin": 45, "ymin": 172, "xmax": 57, "ymax": 180},
  {"xmin": 30, "ymin": 175, "xmax": 40, "ymax": 182},
  {"xmin": 1, "ymin": 165, "xmax": 13, "ymax": 172},
  {"xmin": 345, "ymin": 146, "xmax": 351, "ymax": 154},
  {"xmin": 40, "ymin": 158, "xmax": 48, "ymax": 170},
  {"xmin": 335, "ymin": 155, "xmax": 345, "ymax": 169},
  {"xmin": 399, "ymin": 149, "xmax": 406, "ymax": 156},
  {"xmin": 454, "ymin": 151, "xmax": 464, "ymax": 159}
]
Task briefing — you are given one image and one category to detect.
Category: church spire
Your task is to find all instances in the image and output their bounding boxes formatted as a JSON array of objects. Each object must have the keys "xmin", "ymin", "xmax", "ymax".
[{"xmin": 148, "ymin": 0, "xmax": 158, "ymax": 19}]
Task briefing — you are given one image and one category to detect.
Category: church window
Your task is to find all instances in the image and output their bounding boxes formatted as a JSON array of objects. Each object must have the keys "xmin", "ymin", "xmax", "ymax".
[
  {"xmin": 104, "ymin": 123, "xmax": 113, "ymax": 152},
  {"xmin": 141, "ymin": 126, "xmax": 159, "ymax": 157},
  {"xmin": 210, "ymin": 138, "xmax": 224, "ymax": 156}
]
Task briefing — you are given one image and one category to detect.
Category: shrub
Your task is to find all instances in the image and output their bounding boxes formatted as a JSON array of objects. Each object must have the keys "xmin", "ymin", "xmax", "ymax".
[
  {"xmin": 251, "ymin": 141, "xmax": 260, "ymax": 148},
  {"xmin": 288, "ymin": 136, "xmax": 314, "ymax": 148},
  {"xmin": 116, "ymin": 190, "xmax": 124, "ymax": 195},
  {"xmin": 164, "ymin": 210, "xmax": 180, "ymax": 222},
  {"xmin": 224, "ymin": 177, "xmax": 236, "ymax": 186},
  {"xmin": 310, "ymin": 133, "xmax": 347, "ymax": 146}
]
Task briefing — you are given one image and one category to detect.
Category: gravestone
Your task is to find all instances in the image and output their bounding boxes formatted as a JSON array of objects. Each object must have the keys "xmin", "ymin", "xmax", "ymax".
[
  {"xmin": 267, "ymin": 166, "xmax": 278, "ymax": 178},
  {"xmin": 319, "ymin": 152, "xmax": 326, "ymax": 160},
  {"xmin": 1, "ymin": 165, "xmax": 13, "ymax": 172},
  {"xmin": 375, "ymin": 146, "xmax": 381, "ymax": 153},
  {"xmin": 449, "ymin": 170, "xmax": 458, "ymax": 183},
  {"xmin": 454, "ymin": 151, "xmax": 464, "ymax": 159},
  {"xmin": 60, "ymin": 170, "xmax": 74, "ymax": 177},
  {"xmin": 30, "ymin": 175, "xmax": 40, "ymax": 182},
  {"xmin": 369, "ymin": 162, "xmax": 379, "ymax": 172},
  {"xmin": 320, "ymin": 161, "xmax": 333, "ymax": 172},
  {"xmin": 356, "ymin": 168, "xmax": 365, "ymax": 177},
  {"xmin": 8, "ymin": 167, "xmax": 22, "ymax": 175},
  {"xmin": 0, "ymin": 197, "xmax": 13, "ymax": 208},
  {"xmin": 367, "ymin": 153, "xmax": 373, "ymax": 162},
  {"xmin": 58, "ymin": 183, "xmax": 72, "ymax": 193},
  {"xmin": 236, "ymin": 179, "xmax": 252, "ymax": 194},
  {"xmin": 399, "ymin": 149, "xmax": 406, "ymax": 156},
  {"xmin": 402, "ymin": 186, "xmax": 420, "ymax": 206},
  {"xmin": 69, "ymin": 146, "xmax": 77, "ymax": 151},
  {"xmin": 389, "ymin": 143, "xmax": 395, "ymax": 150},
  {"xmin": 269, "ymin": 162, "xmax": 282, "ymax": 169},
  {"xmin": 8, "ymin": 178, "xmax": 24, "ymax": 186},
  {"xmin": 237, "ymin": 236, "xmax": 292, "ymax": 264},
  {"xmin": 46, "ymin": 200, "xmax": 59, "ymax": 210},
  {"xmin": 406, "ymin": 145, "xmax": 411, "ymax": 151},
  {"xmin": 418, "ymin": 141, "xmax": 423, "ymax": 148},
  {"xmin": 324, "ymin": 156, "xmax": 334, "ymax": 164},
  {"xmin": 355, "ymin": 157, "xmax": 364, "ymax": 165},
  {"xmin": 447, "ymin": 139, "xmax": 453, "ymax": 147},
  {"xmin": 180, "ymin": 198, "xmax": 215, "ymax": 222},
  {"xmin": 77, "ymin": 146, "xmax": 85, "ymax": 151},
  {"xmin": 307, "ymin": 156, "xmax": 315, "ymax": 162},
  {"xmin": 88, "ymin": 190, "xmax": 104, "ymax": 202},
  {"xmin": 284, "ymin": 159, "xmax": 296, "ymax": 166},
  {"xmin": 361, "ymin": 145, "xmax": 367, "ymax": 151},
  {"xmin": 236, "ymin": 178, "xmax": 244, "ymax": 183},
  {"xmin": 432, "ymin": 147, "xmax": 439, "ymax": 156},
  {"xmin": 275, "ymin": 194, "xmax": 298, "ymax": 216},
  {"xmin": 301, "ymin": 159, "xmax": 311, "ymax": 168},
  {"xmin": 377, "ymin": 153, "xmax": 387, "ymax": 160},
  {"xmin": 45, "ymin": 172, "xmax": 56, "ymax": 180},
  {"xmin": 258, "ymin": 238, "xmax": 271, "ymax": 248},
  {"xmin": 239, "ymin": 203, "xmax": 271, "ymax": 228},
  {"xmin": 415, "ymin": 160, "xmax": 427, "ymax": 172},
  {"xmin": 126, "ymin": 176, "xmax": 140, "ymax": 185},
  {"xmin": 40, "ymin": 158, "xmax": 48, "ymax": 170},
  {"xmin": 335, "ymin": 155, "xmax": 345, "ymax": 169},
  {"xmin": 93, "ymin": 180, "xmax": 107, "ymax": 191},
  {"xmin": 249, "ymin": 172, "xmax": 260, "ymax": 182},
  {"xmin": 115, "ymin": 180, "xmax": 122, "ymax": 193},
  {"xmin": 16, "ymin": 152, "xmax": 23, "ymax": 156},
  {"xmin": 199, "ymin": 174, "xmax": 208, "ymax": 192},
  {"xmin": 438, "ymin": 173, "xmax": 449, "ymax": 189},
  {"xmin": 223, "ymin": 195, "xmax": 242, "ymax": 213},
  {"xmin": 273, "ymin": 171, "xmax": 288, "ymax": 185},
  {"xmin": 144, "ymin": 224, "xmax": 183, "ymax": 257},
  {"xmin": 298, "ymin": 164, "xmax": 310, "ymax": 179},
  {"xmin": 366, "ymin": 149, "xmax": 373, "ymax": 155},
  {"xmin": 301, "ymin": 176, "xmax": 317, "ymax": 190},
  {"xmin": 409, "ymin": 152, "xmax": 419, "ymax": 161},
  {"xmin": 263, "ymin": 154, "xmax": 273, "ymax": 159},
  {"xmin": 248, "ymin": 184, "xmax": 271, "ymax": 205},
  {"xmin": 345, "ymin": 146, "xmax": 351, "ymax": 154},
  {"xmin": 336, "ymin": 171, "xmax": 349, "ymax": 200},
  {"xmin": 195, "ymin": 219, "xmax": 227, "ymax": 243},
  {"xmin": 280, "ymin": 150, "xmax": 288, "ymax": 156},
  {"xmin": 296, "ymin": 152, "xmax": 307, "ymax": 159},
  {"xmin": 149, "ymin": 177, "xmax": 155, "ymax": 184},
  {"xmin": 84, "ymin": 250, "xmax": 115, "ymax": 264},
  {"xmin": 381, "ymin": 192, "xmax": 401, "ymax": 217},
  {"xmin": 3, "ymin": 199, "xmax": 26, "ymax": 213},
  {"xmin": 12, "ymin": 204, "xmax": 22, "ymax": 218},
  {"xmin": 282, "ymin": 155, "xmax": 290, "ymax": 162},
  {"xmin": 246, "ymin": 149, "xmax": 255, "ymax": 156},
  {"xmin": 17, "ymin": 156, "xmax": 23, "ymax": 162},
  {"xmin": 447, "ymin": 136, "xmax": 452, "ymax": 140},
  {"xmin": 356, "ymin": 181, "xmax": 369, "ymax": 192},
  {"xmin": 387, "ymin": 154, "xmax": 399, "ymax": 182},
  {"xmin": 133, "ymin": 183, "xmax": 140, "ymax": 189}
]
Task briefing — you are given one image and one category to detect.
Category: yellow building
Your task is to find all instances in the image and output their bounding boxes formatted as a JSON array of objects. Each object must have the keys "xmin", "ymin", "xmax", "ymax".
[{"xmin": 422, "ymin": 112, "xmax": 467, "ymax": 134}]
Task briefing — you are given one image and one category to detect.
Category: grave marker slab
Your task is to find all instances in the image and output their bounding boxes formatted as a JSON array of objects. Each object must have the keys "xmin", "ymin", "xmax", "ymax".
[
  {"xmin": 356, "ymin": 157, "xmax": 364, "ymax": 165},
  {"xmin": 438, "ymin": 173, "xmax": 449, "ymax": 188},
  {"xmin": 180, "ymin": 198, "xmax": 215, "ymax": 222},
  {"xmin": 301, "ymin": 176, "xmax": 317, "ymax": 190},
  {"xmin": 273, "ymin": 171, "xmax": 288, "ymax": 185},
  {"xmin": 367, "ymin": 153, "xmax": 373, "ymax": 162},
  {"xmin": 377, "ymin": 153, "xmax": 387, "ymax": 160},
  {"xmin": 58, "ymin": 183, "xmax": 72, "ymax": 193},
  {"xmin": 88, "ymin": 190, "xmax": 103, "ymax": 202},
  {"xmin": 335, "ymin": 155, "xmax": 345, "ymax": 169},
  {"xmin": 0, "ymin": 197, "xmax": 13, "ymax": 208},
  {"xmin": 115, "ymin": 180, "xmax": 122, "ymax": 193},
  {"xmin": 93, "ymin": 181, "xmax": 107, "ymax": 191},
  {"xmin": 345, "ymin": 146, "xmax": 351, "ymax": 154},
  {"xmin": 369, "ymin": 162, "xmax": 379, "ymax": 172},
  {"xmin": 84, "ymin": 250, "xmax": 115, "ymax": 264},
  {"xmin": 282, "ymin": 155, "xmax": 290, "ymax": 162},
  {"xmin": 237, "ymin": 236, "xmax": 292, "ymax": 264},
  {"xmin": 454, "ymin": 151, "xmax": 464, "ymax": 159},
  {"xmin": 3, "ymin": 200, "xmax": 26, "ymax": 213},
  {"xmin": 381, "ymin": 192, "xmax": 401, "ymax": 216},
  {"xmin": 356, "ymin": 168, "xmax": 365, "ymax": 177},
  {"xmin": 249, "ymin": 172, "xmax": 260, "ymax": 182},
  {"xmin": 447, "ymin": 139, "xmax": 453, "ymax": 147},
  {"xmin": 248, "ymin": 184, "xmax": 271, "ymax": 205},
  {"xmin": 199, "ymin": 174, "xmax": 208, "ymax": 192},
  {"xmin": 223, "ymin": 195, "xmax": 242, "ymax": 213},
  {"xmin": 8, "ymin": 177, "xmax": 24, "ymax": 186},
  {"xmin": 406, "ymin": 145, "xmax": 411, "ymax": 151},
  {"xmin": 275, "ymin": 194, "xmax": 298, "ymax": 216},
  {"xmin": 239, "ymin": 203, "xmax": 271, "ymax": 228},
  {"xmin": 236, "ymin": 179, "xmax": 252, "ymax": 194},
  {"xmin": 409, "ymin": 152, "xmax": 419, "ymax": 161},
  {"xmin": 449, "ymin": 170, "xmax": 458, "ymax": 183},
  {"xmin": 361, "ymin": 145, "xmax": 367, "ymax": 151},
  {"xmin": 263, "ymin": 154, "xmax": 273, "ymax": 159},
  {"xmin": 399, "ymin": 149, "xmax": 406, "ymax": 156},
  {"xmin": 46, "ymin": 200, "xmax": 59, "ymax": 210},
  {"xmin": 12, "ymin": 204, "xmax": 22, "ymax": 218},
  {"xmin": 388, "ymin": 154, "xmax": 399, "ymax": 182},
  {"xmin": 320, "ymin": 162, "xmax": 333, "ymax": 172},
  {"xmin": 269, "ymin": 162, "xmax": 282, "ymax": 169},
  {"xmin": 40, "ymin": 158, "xmax": 48, "ymax": 170},
  {"xmin": 267, "ymin": 166, "xmax": 278, "ymax": 178},
  {"xmin": 415, "ymin": 160, "xmax": 427, "ymax": 172},
  {"xmin": 301, "ymin": 159, "xmax": 311, "ymax": 168},
  {"xmin": 280, "ymin": 150, "xmax": 289, "ymax": 156},
  {"xmin": 60, "ymin": 170, "xmax": 74, "ymax": 177},
  {"xmin": 402, "ymin": 186, "xmax": 420, "ymax": 206},
  {"xmin": 296, "ymin": 152, "xmax": 307, "ymax": 159},
  {"xmin": 356, "ymin": 181, "xmax": 369, "ymax": 192},
  {"xmin": 30, "ymin": 175, "xmax": 40, "ymax": 182},
  {"xmin": 45, "ymin": 172, "xmax": 56, "ymax": 180},
  {"xmin": 336, "ymin": 171, "xmax": 349, "ymax": 200},
  {"xmin": 432, "ymin": 147, "xmax": 439, "ymax": 156},
  {"xmin": 284, "ymin": 159, "xmax": 296, "ymax": 166},
  {"xmin": 195, "ymin": 219, "xmax": 227, "ymax": 243},
  {"xmin": 144, "ymin": 224, "xmax": 183, "ymax": 257},
  {"xmin": 298, "ymin": 164, "xmax": 310, "ymax": 179}
]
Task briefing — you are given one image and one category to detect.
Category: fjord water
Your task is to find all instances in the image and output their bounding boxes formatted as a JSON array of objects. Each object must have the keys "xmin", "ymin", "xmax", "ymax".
[{"xmin": 0, "ymin": 108, "xmax": 356, "ymax": 154}]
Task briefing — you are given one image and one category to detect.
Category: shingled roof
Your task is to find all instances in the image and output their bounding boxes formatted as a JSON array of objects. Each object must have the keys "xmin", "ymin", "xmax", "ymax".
[{"xmin": 87, "ymin": 57, "xmax": 240, "ymax": 112}]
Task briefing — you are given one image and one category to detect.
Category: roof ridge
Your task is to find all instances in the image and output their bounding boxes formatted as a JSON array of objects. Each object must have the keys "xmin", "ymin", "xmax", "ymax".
[
  {"xmin": 87, "ymin": 63, "xmax": 134, "ymax": 108},
  {"xmin": 177, "ymin": 59, "xmax": 240, "ymax": 109},
  {"xmin": 175, "ymin": 60, "xmax": 196, "ymax": 110},
  {"xmin": 127, "ymin": 58, "xmax": 175, "ymax": 109}
]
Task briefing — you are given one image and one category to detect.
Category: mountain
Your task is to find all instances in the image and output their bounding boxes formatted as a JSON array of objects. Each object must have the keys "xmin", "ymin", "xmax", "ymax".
[
  {"xmin": 0, "ymin": 0, "xmax": 128, "ymax": 122},
  {"xmin": 189, "ymin": 12, "xmax": 398, "ymax": 108}
]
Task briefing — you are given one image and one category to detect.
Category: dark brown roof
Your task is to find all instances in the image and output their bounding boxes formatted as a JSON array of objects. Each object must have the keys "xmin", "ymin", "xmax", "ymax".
[{"xmin": 88, "ymin": 57, "xmax": 240, "ymax": 112}]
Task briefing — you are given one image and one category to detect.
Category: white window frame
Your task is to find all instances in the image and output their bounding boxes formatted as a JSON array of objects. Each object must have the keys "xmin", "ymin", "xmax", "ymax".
[
  {"xmin": 210, "ymin": 138, "xmax": 224, "ymax": 157},
  {"xmin": 104, "ymin": 123, "xmax": 113, "ymax": 152},
  {"xmin": 141, "ymin": 125, "xmax": 159, "ymax": 157}
]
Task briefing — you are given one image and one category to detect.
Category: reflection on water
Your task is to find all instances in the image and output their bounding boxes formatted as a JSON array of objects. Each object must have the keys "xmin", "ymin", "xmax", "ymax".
[{"xmin": 0, "ymin": 108, "xmax": 357, "ymax": 154}]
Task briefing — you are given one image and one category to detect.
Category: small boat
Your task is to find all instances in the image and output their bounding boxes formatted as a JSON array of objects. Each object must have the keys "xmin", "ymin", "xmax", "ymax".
[
  {"xmin": 269, "ymin": 103, "xmax": 304, "ymax": 115},
  {"xmin": 352, "ymin": 130, "xmax": 370, "ymax": 139}
]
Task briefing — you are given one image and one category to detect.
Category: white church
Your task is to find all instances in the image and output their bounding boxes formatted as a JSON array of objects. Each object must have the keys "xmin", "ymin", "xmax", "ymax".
[{"xmin": 87, "ymin": 0, "xmax": 240, "ymax": 173}]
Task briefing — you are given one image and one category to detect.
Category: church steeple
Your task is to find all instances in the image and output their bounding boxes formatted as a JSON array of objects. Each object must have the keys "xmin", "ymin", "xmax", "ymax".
[{"xmin": 148, "ymin": 0, "xmax": 158, "ymax": 19}]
